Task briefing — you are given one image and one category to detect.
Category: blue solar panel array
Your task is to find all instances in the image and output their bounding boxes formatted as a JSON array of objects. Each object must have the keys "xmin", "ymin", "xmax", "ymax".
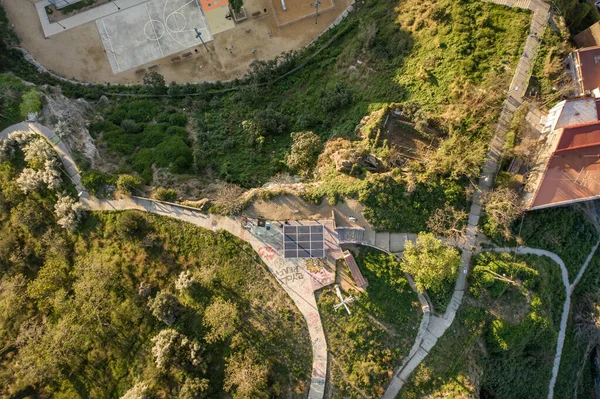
[{"xmin": 283, "ymin": 225, "xmax": 325, "ymax": 258}]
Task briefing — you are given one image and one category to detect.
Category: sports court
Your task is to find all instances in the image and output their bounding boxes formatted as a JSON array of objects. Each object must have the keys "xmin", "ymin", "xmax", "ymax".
[{"xmin": 96, "ymin": 0, "xmax": 212, "ymax": 74}]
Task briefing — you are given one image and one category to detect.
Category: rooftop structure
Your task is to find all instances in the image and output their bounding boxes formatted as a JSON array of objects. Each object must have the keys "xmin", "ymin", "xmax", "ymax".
[
  {"xmin": 525, "ymin": 98, "xmax": 600, "ymax": 209},
  {"xmin": 574, "ymin": 21, "xmax": 600, "ymax": 48},
  {"xmin": 283, "ymin": 224, "xmax": 325, "ymax": 258},
  {"xmin": 573, "ymin": 46, "xmax": 600, "ymax": 97}
]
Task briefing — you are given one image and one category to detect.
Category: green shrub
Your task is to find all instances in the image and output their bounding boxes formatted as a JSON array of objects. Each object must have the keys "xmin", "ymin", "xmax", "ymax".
[
  {"xmin": 116, "ymin": 174, "xmax": 143, "ymax": 195},
  {"xmin": 153, "ymin": 136, "xmax": 193, "ymax": 173},
  {"xmin": 113, "ymin": 211, "xmax": 146, "ymax": 236},
  {"xmin": 19, "ymin": 89, "xmax": 41, "ymax": 119},
  {"xmin": 359, "ymin": 176, "xmax": 466, "ymax": 232},
  {"xmin": 166, "ymin": 126, "xmax": 187, "ymax": 136},
  {"xmin": 121, "ymin": 119, "xmax": 142, "ymax": 134},
  {"xmin": 153, "ymin": 187, "xmax": 178, "ymax": 202},
  {"xmin": 81, "ymin": 170, "xmax": 116, "ymax": 197},
  {"xmin": 168, "ymin": 113, "xmax": 187, "ymax": 127}
]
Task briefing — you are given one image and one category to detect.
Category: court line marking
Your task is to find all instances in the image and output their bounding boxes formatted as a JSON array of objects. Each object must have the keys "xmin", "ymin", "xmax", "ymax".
[
  {"xmin": 101, "ymin": 19, "xmax": 121, "ymax": 73},
  {"xmin": 146, "ymin": 3, "xmax": 165, "ymax": 57},
  {"xmin": 164, "ymin": 0, "xmax": 212, "ymax": 47}
]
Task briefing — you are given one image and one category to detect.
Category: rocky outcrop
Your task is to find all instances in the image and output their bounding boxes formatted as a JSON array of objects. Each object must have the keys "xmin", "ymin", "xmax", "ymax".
[
  {"xmin": 40, "ymin": 87, "xmax": 98, "ymax": 167},
  {"xmin": 332, "ymin": 148, "xmax": 382, "ymax": 173}
]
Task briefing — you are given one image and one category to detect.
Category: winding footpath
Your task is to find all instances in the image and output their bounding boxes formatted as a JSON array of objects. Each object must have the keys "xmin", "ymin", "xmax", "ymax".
[
  {"xmin": 492, "ymin": 243, "xmax": 600, "ymax": 399},
  {"xmin": 382, "ymin": 1, "xmax": 551, "ymax": 397}
]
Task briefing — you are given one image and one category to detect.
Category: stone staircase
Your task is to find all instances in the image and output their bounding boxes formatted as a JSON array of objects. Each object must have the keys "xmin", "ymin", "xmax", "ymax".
[
  {"xmin": 485, "ymin": 0, "xmax": 532, "ymax": 9},
  {"xmin": 362, "ymin": 231, "xmax": 418, "ymax": 253}
]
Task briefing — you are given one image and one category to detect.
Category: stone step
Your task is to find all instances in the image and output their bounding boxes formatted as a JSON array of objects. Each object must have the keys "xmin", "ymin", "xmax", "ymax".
[
  {"xmin": 363, "ymin": 228, "xmax": 376, "ymax": 246},
  {"xmin": 390, "ymin": 233, "xmax": 407, "ymax": 252},
  {"xmin": 375, "ymin": 232, "xmax": 390, "ymax": 251}
]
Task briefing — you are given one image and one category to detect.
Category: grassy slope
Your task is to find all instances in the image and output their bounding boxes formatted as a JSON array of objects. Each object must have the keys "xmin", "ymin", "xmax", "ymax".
[
  {"xmin": 318, "ymin": 248, "xmax": 420, "ymax": 398},
  {"xmin": 90, "ymin": 0, "xmax": 530, "ymax": 188},
  {"xmin": 553, "ymin": 255, "xmax": 600, "ymax": 399},
  {"xmin": 399, "ymin": 253, "xmax": 564, "ymax": 399},
  {"xmin": 0, "ymin": 74, "xmax": 26, "ymax": 131}
]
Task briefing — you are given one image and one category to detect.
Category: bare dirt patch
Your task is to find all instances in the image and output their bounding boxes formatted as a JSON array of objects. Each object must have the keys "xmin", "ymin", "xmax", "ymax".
[
  {"xmin": 381, "ymin": 117, "xmax": 439, "ymax": 160},
  {"xmin": 244, "ymin": 193, "xmax": 364, "ymax": 224}
]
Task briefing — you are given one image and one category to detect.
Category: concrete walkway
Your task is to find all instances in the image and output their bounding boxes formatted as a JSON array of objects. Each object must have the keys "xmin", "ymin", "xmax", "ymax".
[
  {"xmin": 0, "ymin": 123, "xmax": 328, "ymax": 399},
  {"xmin": 382, "ymin": 1, "xmax": 551, "ymax": 397},
  {"xmin": 492, "ymin": 242, "xmax": 600, "ymax": 399}
]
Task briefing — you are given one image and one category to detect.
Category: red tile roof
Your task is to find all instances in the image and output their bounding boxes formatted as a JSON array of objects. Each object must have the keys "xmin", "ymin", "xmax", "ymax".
[
  {"xmin": 530, "ymin": 122, "xmax": 600, "ymax": 209},
  {"xmin": 576, "ymin": 47, "xmax": 600, "ymax": 94}
]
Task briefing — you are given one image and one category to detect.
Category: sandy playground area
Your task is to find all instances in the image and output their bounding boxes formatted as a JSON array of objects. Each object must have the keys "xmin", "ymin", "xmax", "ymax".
[{"xmin": 3, "ymin": 0, "xmax": 352, "ymax": 84}]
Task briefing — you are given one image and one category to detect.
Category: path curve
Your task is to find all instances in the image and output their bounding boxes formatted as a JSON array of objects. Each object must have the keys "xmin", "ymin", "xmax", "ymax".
[
  {"xmin": 0, "ymin": 121, "xmax": 84, "ymax": 191},
  {"xmin": 491, "ymin": 242, "xmax": 600, "ymax": 399},
  {"xmin": 0, "ymin": 122, "xmax": 328, "ymax": 399}
]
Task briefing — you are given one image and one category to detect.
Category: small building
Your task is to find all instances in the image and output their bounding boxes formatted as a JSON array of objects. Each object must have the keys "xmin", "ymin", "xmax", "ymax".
[
  {"xmin": 524, "ymin": 97, "xmax": 600, "ymax": 209},
  {"xmin": 574, "ymin": 22, "xmax": 600, "ymax": 48},
  {"xmin": 573, "ymin": 46, "xmax": 600, "ymax": 97}
]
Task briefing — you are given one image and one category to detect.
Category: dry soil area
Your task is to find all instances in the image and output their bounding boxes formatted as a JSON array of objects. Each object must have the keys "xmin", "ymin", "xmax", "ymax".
[
  {"xmin": 3, "ymin": 0, "xmax": 351, "ymax": 84},
  {"xmin": 245, "ymin": 194, "xmax": 366, "ymax": 227}
]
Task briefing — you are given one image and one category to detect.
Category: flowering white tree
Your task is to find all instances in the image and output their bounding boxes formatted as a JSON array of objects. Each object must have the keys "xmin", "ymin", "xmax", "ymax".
[
  {"xmin": 175, "ymin": 271, "xmax": 194, "ymax": 291},
  {"xmin": 151, "ymin": 329, "xmax": 180, "ymax": 370},
  {"xmin": 16, "ymin": 160, "xmax": 63, "ymax": 194},
  {"xmin": 16, "ymin": 168, "xmax": 44, "ymax": 194},
  {"xmin": 23, "ymin": 138, "xmax": 55, "ymax": 169},
  {"xmin": 151, "ymin": 329, "xmax": 204, "ymax": 370},
  {"xmin": 53, "ymin": 120, "xmax": 71, "ymax": 139},
  {"xmin": 1, "ymin": 131, "xmax": 31, "ymax": 163},
  {"xmin": 54, "ymin": 195, "xmax": 84, "ymax": 232},
  {"xmin": 7, "ymin": 131, "xmax": 31, "ymax": 145},
  {"xmin": 120, "ymin": 382, "xmax": 150, "ymax": 399},
  {"xmin": 40, "ymin": 159, "xmax": 63, "ymax": 190}
]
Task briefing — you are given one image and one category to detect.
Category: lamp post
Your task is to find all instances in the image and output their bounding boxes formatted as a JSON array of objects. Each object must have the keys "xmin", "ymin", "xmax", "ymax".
[
  {"xmin": 47, "ymin": 15, "xmax": 66, "ymax": 29},
  {"xmin": 315, "ymin": 0, "xmax": 321, "ymax": 24},
  {"xmin": 194, "ymin": 28, "xmax": 209, "ymax": 52},
  {"xmin": 111, "ymin": 0, "xmax": 121, "ymax": 10}
]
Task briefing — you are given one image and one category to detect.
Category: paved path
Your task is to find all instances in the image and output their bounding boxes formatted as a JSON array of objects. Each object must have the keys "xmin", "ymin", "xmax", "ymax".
[
  {"xmin": 0, "ymin": 123, "xmax": 328, "ymax": 399},
  {"xmin": 492, "ymin": 242, "xmax": 600, "ymax": 399},
  {"xmin": 382, "ymin": 1, "xmax": 551, "ymax": 397},
  {"xmin": 0, "ymin": 121, "xmax": 84, "ymax": 191}
]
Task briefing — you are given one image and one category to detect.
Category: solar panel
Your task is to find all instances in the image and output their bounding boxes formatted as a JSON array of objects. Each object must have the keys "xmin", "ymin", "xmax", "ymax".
[{"xmin": 283, "ymin": 224, "xmax": 325, "ymax": 258}]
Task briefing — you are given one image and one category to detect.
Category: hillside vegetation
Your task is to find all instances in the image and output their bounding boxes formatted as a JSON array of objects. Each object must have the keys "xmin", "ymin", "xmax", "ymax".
[
  {"xmin": 0, "ymin": 147, "xmax": 311, "ymax": 398},
  {"xmin": 318, "ymin": 249, "xmax": 421, "ymax": 398},
  {"xmin": 1, "ymin": 1, "xmax": 530, "ymax": 218},
  {"xmin": 400, "ymin": 252, "xmax": 565, "ymax": 398}
]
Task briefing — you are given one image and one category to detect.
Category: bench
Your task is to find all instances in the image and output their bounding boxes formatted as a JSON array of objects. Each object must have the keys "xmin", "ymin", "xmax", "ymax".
[
  {"xmin": 182, "ymin": 52, "xmax": 192, "ymax": 58},
  {"xmin": 148, "ymin": 64, "xmax": 159, "ymax": 70},
  {"xmin": 135, "ymin": 68, "xmax": 146, "ymax": 74},
  {"xmin": 170, "ymin": 56, "xmax": 181, "ymax": 63}
]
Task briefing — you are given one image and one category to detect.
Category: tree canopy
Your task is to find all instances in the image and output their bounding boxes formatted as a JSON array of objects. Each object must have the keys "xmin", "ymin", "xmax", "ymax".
[{"xmin": 401, "ymin": 233, "xmax": 460, "ymax": 294}]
